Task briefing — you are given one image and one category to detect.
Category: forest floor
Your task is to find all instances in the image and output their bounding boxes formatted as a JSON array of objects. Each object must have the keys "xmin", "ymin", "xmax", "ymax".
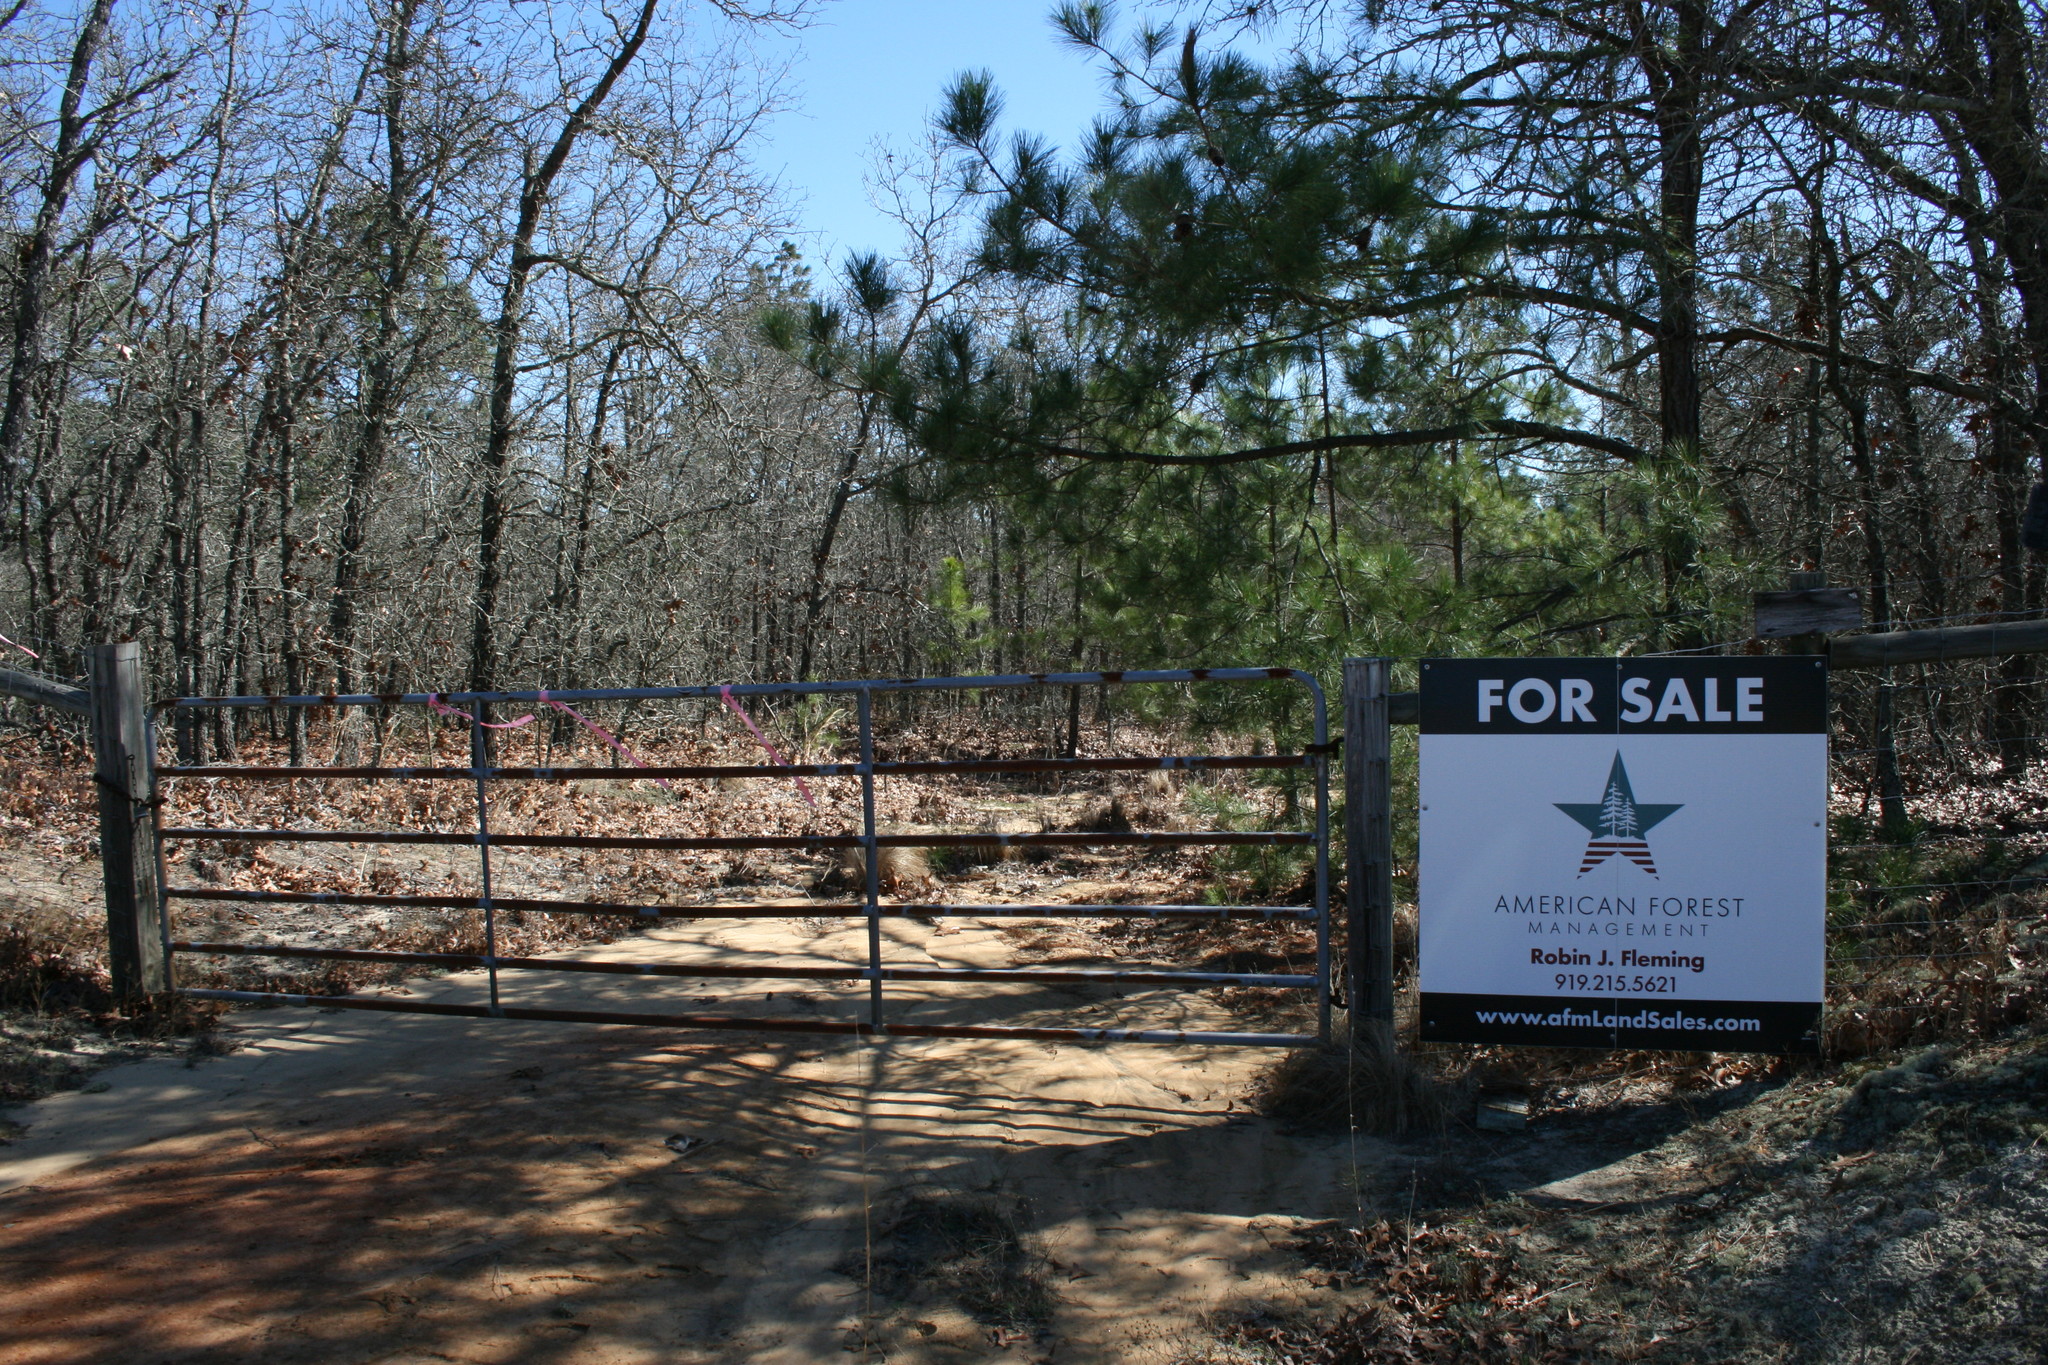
[
  {"xmin": 1183, "ymin": 1024, "xmax": 2048, "ymax": 1364},
  {"xmin": 1, "ymin": 722, "xmax": 2045, "ymax": 1363}
]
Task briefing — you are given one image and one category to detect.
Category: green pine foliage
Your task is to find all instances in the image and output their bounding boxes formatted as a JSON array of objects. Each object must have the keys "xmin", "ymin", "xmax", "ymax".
[{"xmin": 763, "ymin": 8, "xmax": 1779, "ymax": 699}]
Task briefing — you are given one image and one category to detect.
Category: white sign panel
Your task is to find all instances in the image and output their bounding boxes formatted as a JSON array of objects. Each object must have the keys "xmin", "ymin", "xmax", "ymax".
[{"xmin": 1418, "ymin": 658, "xmax": 1827, "ymax": 1053}]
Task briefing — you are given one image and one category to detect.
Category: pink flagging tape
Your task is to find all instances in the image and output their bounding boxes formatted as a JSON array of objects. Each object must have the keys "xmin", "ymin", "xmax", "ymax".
[
  {"xmin": 0, "ymin": 631, "xmax": 40, "ymax": 659},
  {"xmin": 422, "ymin": 690, "xmax": 675, "ymax": 793},
  {"xmin": 424, "ymin": 693, "xmax": 535, "ymax": 728},
  {"xmin": 538, "ymin": 690, "xmax": 676, "ymax": 794},
  {"xmin": 720, "ymin": 686, "xmax": 819, "ymax": 808}
]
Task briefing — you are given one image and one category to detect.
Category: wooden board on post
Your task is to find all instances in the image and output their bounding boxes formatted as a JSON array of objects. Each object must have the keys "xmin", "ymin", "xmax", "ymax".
[
  {"xmin": 1342, "ymin": 658, "xmax": 1395, "ymax": 1026},
  {"xmin": 1753, "ymin": 587, "xmax": 1864, "ymax": 639},
  {"xmin": 89, "ymin": 642, "xmax": 166, "ymax": 999}
]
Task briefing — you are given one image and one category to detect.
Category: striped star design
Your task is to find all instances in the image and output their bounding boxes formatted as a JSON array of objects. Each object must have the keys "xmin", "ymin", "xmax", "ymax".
[{"xmin": 1555, "ymin": 754, "xmax": 1682, "ymax": 878}]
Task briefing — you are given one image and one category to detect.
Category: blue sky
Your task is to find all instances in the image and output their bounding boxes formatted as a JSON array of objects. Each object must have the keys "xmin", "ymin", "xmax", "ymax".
[{"xmin": 756, "ymin": 1, "xmax": 1121, "ymax": 269}]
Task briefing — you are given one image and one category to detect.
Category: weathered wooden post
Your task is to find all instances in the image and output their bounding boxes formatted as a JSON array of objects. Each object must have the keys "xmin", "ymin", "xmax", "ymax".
[
  {"xmin": 89, "ymin": 642, "xmax": 166, "ymax": 999},
  {"xmin": 1342, "ymin": 657, "xmax": 1395, "ymax": 1028},
  {"xmin": 1753, "ymin": 569, "xmax": 1857, "ymax": 655},
  {"xmin": 1755, "ymin": 571, "xmax": 1901, "ymax": 827}
]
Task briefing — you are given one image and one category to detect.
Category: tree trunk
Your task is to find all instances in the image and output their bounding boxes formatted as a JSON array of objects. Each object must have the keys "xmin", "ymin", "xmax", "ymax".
[
  {"xmin": 331, "ymin": 0, "xmax": 426, "ymax": 695},
  {"xmin": 0, "ymin": 0, "xmax": 116, "ymax": 507},
  {"xmin": 469, "ymin": 0, "xmax": 658, "ymax": 694},
  {"xmin": 1646, "ymin": 0, "xmax": 1706, "ymax": 467},
  {"xmin": 1930, "ymin": 0, "xmax": 2048, "ymax": 478},
  {"xmin": 797, "ymin": 402, "xmax": 875, "ymax": 681}
]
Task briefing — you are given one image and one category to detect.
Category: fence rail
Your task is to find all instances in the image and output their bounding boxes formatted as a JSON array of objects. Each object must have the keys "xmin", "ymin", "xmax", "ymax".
[{"xmin": 0, "ymin": 666, "xmax": 87, "ymax": 715}]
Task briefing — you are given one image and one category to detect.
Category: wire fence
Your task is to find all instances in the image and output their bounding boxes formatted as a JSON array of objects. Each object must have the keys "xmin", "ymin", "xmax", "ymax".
[{"xmin": 1822, "ymin": 660, "xmax": 2048, "ymax": 1053}]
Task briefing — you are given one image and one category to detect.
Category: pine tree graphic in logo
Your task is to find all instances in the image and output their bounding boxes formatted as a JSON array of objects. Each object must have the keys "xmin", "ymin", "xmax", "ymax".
[{"xmin": 1555, "ymin": 753, "xmax": 1682, "ymax": 877}]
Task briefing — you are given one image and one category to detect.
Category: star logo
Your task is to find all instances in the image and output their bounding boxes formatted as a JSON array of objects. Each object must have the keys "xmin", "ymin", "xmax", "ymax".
[{"xmin": 1555, "ymin": 753, "xmax": 1682, "ymax": 877}]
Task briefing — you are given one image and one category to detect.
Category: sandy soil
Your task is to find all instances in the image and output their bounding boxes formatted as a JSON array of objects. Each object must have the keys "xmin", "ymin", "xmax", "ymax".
[{"xmin": 0, "ymin": 910, "xmax": 1380, "ymax": 1365}]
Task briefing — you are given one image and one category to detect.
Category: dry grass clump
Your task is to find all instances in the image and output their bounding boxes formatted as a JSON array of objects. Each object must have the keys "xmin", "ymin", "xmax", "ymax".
[
  {"xmin": 1825, "ymin": 913, "xmax": 2047, "ymax": 1059},
  {"xmin": 812, "ymin": 844, "xmax": 934, "ymax": 893},
  {"xmin": 0, "ymin": 908, "xmax": 218, "ymax": 1035},
  {"xmin": 0, "ymin": 904, "xmax": 231, "ymax": 1103},
  {"xmin": 1071, "ymin": 792, "xmax": 1168, "ymax": 833},
  {"xmin": 1260, "ymin": 1017, "xmax": 1471, "ymax": 1136},
  {"xmin": 844, "ymin": 1189, "xmax": 1056, "ymax": 1332},
  {"xmin": 1391, "ymin": 902, "xmax": 1419, "ymax": 976},
  {"xmin": 0, "ymin": 907, "xmax": 109, "ymax": 1016},
  {"xmin": 938, "ymin": 815, "xmax": 1042, "ymax": 869}
]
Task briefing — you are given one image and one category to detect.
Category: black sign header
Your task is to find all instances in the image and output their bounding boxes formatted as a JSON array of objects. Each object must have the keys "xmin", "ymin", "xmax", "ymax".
[{"xmin": 1419, "ymin": 657, "xmax": 1827, "ymax": 735}]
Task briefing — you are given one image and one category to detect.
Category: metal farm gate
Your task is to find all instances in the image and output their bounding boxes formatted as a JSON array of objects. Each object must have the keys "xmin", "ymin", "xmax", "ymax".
[{"xmin": 145, "ymin": 668, "xmax": 1334, "ymax": 1048}]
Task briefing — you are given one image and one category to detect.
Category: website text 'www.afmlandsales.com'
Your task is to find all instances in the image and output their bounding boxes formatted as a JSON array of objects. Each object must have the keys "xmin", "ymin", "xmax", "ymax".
[{"xmin": 1473, "ymin": 1005, "xmax": 1763, "ymax": 1033}]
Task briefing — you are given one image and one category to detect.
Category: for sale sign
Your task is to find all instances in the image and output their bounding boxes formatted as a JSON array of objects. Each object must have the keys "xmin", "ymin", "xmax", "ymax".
[{"xmin": 1417, "ymin": 658, "xmax": 1827, "ymax": 1053}]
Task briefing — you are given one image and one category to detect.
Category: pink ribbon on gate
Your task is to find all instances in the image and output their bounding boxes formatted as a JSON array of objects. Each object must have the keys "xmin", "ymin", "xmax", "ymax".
[
  {"xmin": 421, "ymin": 686, "xmax": 819, "ymax": 807},
  {"xmin": 423, "ymin": 690, "xmax": 676, "ymax": 793},
  {"xmin": 538, "ymin": 690, "xmax": 677, "ymax": 793},
  {"xmin": 720, "ymin": 685, "xmax": 818, "ymax": 808},
  {"xmin": 424, "ymin": 693, "xmax": 536, "ymax": 728},
  {"xmin": 0, "ymin": 631, "xmax": 39, "ymax": 660}
]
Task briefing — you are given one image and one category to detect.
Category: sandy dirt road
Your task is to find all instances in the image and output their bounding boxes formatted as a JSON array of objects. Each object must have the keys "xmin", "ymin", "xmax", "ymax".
[{"xmin": 0, "ymin": 911, "xmax": 1382, "ymax": 1364}]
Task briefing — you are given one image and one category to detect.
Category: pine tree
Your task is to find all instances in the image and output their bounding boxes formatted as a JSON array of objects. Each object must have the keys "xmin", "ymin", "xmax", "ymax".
[{"xmin": 1601, "ymin": 781, "xmax": 1639, "ymax": 838}]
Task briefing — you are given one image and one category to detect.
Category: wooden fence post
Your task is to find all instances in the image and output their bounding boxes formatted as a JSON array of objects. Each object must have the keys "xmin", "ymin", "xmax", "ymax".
[
  {"xmin": 1782, "ymin": 569, "xmax": 1831, "ymax": 656},
  {"xmin": 89, "ymin": 642, "xmax": 166, "ymax": 999},
  {"xmin": 1342, "ymin": 657, "xmax": 1395, "ymax": 1027}
]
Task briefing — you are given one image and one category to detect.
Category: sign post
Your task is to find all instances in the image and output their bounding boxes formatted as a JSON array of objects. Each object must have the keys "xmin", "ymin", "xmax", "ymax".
[{"xmin": 1417, "ymin": 657, "xmax": 1827, "ymax": 1054}]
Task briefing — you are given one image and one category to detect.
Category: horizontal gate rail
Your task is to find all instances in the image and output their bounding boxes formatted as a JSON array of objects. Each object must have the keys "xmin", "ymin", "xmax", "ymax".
[
  {"xmin": 171, "ymin": 941, "xmax": 1315, "ymax": 987},
  {"xmin": 157, "ymin": 754, "xmax": 1316, "ymax": 780},
  {"xmin": 158, "ymin": 827, "xmax": 1311, "ymax": 849},
  {"xmin": 173, "ymin": 988, "xmax": 1317, "ymax": 1046},
  {"xmin": 151, "ymin": 667, "xmax": 1332, "ymax": 1046},
  {"xmin": 163, "ymin": 887, "xmax": 1316, "ymax": 920},
  {"xmin": 157, "ymin": 667, "xmax": 1311, "ymax": 710}
]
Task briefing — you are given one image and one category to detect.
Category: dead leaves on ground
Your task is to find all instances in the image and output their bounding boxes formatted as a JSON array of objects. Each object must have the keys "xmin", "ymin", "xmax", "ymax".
[{"xmin": 1219, "ymin": 1219, "xmax": 1604, "ymax": 1364}]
